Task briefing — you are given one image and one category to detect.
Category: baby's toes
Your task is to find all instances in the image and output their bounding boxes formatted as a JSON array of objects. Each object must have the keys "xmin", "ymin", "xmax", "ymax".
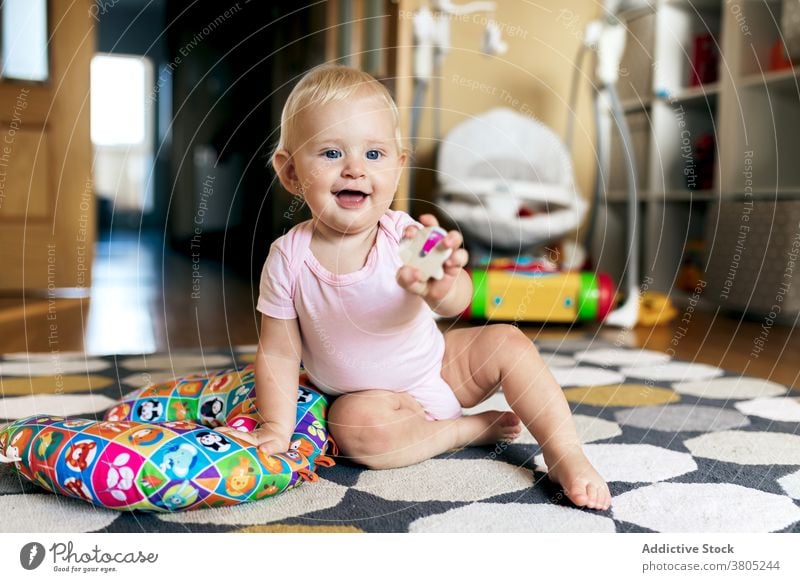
[
  {"xmin": 599, "ymin": 484, "xmax": 612, "ymax": 510},
  {"xmin": 499, "ymin": 412, "xmax": 520, "ymax": 427},
  {"xmin": 587, "ymin": 481, "xmax": 612, "ymax": 510},
  {"xmin": 566, "ymin": 480, "xmax": 590, "ymax": 507},
  {"xmin": 585, "ymin": 482, "xmax": 599, "ymax": 509}
]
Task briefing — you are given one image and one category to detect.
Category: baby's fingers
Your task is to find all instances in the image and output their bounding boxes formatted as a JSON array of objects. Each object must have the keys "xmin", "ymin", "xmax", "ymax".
[
  {"xmin": 444, "ymin": 248, "xmax": 469, "ymax": 271},
  {"xmin": 216, "ymin": 426, "xmax": 240, "ymax": 435},
  {"xmin": 396, "ymin": 265, "xmax": 428, "ymax": 295},
  {"xmin": 256, "ymin": 438, "xmax": 286, "ymax": 456},
  {"xmin": 396, "ymin": 265, "xmax": 420, "ymax": 286},
  {"xmin": 417, "ymin": 213, "xmax": 439, "ymax": 228},
  {"xmin": 218, "ymin": 427, "xmax": 287, "ymax": 455},
  {"xmin": 217, "ymin": 426, "xmax": 256, "ymax": 445},
  {"xmin": 402, "ymin": 224, "xmax": 420, "ymax": 240},
  {"xmin": 439, "ymin": 229, "xmax": 463, "ymax": 250}
]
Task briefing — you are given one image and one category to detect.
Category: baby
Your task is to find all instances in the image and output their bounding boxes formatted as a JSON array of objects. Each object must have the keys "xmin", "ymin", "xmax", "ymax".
[{"xmin": 227, "ymin": 64, "xmax": 610, "ymax": 510}]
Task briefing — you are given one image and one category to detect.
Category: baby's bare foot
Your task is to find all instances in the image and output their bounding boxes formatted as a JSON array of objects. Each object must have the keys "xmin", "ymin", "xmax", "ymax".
[
  {"xmin": 455, "ymin": 410, "xmax": 522, "ymax": 448},
  {"xmin": 543, "ymin": 445, "xmax": 611, "ymax": 510}
]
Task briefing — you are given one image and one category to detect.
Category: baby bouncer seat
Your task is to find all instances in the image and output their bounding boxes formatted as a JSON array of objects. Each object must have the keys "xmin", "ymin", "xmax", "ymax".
[
  {"xmin": 437, "ymin": 108, "xmax": 614, "ymax": 323},
  {"xmin": 437, "ymin": 107, "xmax": 587, "ymax": 255}
]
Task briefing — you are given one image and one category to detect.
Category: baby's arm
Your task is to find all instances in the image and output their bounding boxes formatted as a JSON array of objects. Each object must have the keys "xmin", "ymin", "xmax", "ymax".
[
  {"xmin": 253, "ymin": 313, "xmax": 303, "ymax": 454},
  {"xmin": 220, "ymin": 314, "xmax": 301, "ymax": 455},
  {"xmin": 396, "ymin": 214, "xmax": 472, "ymax": 317},
  {"xmin": 422, "ymin": 269, "xmax": 472, "ymax": 317}
]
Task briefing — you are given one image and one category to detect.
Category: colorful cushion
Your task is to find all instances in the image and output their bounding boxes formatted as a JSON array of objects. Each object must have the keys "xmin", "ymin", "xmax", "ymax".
[{"xmin": 0, "ymin": 364, "xmax": 334, "ymax": 512}]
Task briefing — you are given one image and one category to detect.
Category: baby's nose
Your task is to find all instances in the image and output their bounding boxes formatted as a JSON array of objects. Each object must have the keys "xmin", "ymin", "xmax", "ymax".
[{"xmin": 342, "ymin": 158, "xmax": 366, "ymax": 178}]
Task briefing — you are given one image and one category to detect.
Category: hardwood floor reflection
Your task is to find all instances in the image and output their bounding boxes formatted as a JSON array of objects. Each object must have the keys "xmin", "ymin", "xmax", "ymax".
[{"xmin": 0, "ymin": 230, "xmax": 260, "ymax": 355}]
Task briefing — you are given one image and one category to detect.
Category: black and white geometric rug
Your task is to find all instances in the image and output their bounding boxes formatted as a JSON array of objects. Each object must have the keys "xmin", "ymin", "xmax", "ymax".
[{"xmin": 2, "ymin": 337, "xmax": 800, "ymax": 533}]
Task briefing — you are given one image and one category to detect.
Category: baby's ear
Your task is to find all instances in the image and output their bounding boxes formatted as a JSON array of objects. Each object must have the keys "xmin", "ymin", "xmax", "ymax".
[
  {"xmin": 394, "ymin": 152, "xmax": 407, "ymax": 189},
  {"xmin": 272, "ymin": 149, "xmax": 300, "ymax": 194}
]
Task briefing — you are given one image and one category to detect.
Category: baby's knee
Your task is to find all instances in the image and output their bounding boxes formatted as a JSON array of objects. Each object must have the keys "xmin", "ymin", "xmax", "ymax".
[
  {"xmin": 486, "ymin": 324, "xmax": 536, "ymax": 356},
  {"xmin": 327, "ymin": 394, "xmax": 399, "ymax": 468}
]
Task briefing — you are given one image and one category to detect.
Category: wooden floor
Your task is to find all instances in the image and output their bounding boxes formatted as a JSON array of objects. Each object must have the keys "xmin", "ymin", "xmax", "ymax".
[
  {"xmin": 1, "ymin": 231, "xmax": 798, "ymax": 389},
  {"xmin": 0, "ymin": 231, "xmax": 260, "ymax": 355}
]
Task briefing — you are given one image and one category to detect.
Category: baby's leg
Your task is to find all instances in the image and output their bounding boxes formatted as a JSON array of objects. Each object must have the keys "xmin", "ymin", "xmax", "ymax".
[
  {"xmin": 327, "ymin": 390, "xmax": 520, "ymax": 470},
  {"xmin": 441, "ymin": 325, "xmax": 611, "ymax": 510}
]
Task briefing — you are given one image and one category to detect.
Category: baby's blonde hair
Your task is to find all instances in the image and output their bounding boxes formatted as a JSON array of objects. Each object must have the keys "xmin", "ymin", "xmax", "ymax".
[{"xmin": 272, "ymin": 64, "xmax": 405, "ymax": 163}]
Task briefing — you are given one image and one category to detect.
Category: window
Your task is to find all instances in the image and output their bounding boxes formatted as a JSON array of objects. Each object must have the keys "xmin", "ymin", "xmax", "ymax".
[
  {"xmin": 0, "ymin": 0, "xmax": 49, "ymax": 82},
  {"xmin": 90, "ymin": 54, "xmax": 155, "ymax": 212},
  {"xmin": 91, "ymin": 55, "xmax": 150, "ymax": 147}
]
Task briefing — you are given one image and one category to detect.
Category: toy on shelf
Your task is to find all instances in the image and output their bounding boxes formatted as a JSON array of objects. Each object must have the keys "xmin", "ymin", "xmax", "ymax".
[
  {"xmin": 637, "ymin": 291, "xmax": 678, "ymax": 327},
  {"xmin": 770, "ymin": 38, "xmax": 793, "ymax": 71},
  {"xmin": 476, "ymin": 254, "xmax": 559, "ymax": 274},
  {"xmin": 678, "ymin": 239, "xmax": 706, "ymax": 292},
  {"xmin": 689, "ymin": 32, "xmax": 719, "ymax": 87},
  {"xmin": 688, "ymin": 133, "xmax": 715, "ymax": 191}
]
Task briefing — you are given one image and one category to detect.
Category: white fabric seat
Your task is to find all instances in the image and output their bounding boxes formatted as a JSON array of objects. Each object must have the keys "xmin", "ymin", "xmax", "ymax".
[{"xmin": 436, "ymin": 108, "xmax": 585, "ymax": 251}]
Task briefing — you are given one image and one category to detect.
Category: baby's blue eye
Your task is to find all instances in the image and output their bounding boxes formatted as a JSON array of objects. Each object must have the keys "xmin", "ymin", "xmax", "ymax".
[
  {"xmin": 366, "ymin": 150, "xmax": 382, "ymax": 160},
  {"xmin": 324, "ymin": 150, "xmax": 341, "ymax": 159}
]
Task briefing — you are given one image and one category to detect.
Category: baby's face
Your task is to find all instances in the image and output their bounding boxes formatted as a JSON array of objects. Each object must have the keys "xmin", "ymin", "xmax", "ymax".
[{"xmin": 281, "ymin": 92, "xmax": 405, "ymax": 237}]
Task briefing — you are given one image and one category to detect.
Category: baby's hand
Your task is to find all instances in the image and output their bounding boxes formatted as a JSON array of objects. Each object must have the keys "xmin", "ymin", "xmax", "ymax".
[
  {"xmin": 396, "ymin": 214, "xmax": 469, "ymax": 302},
  {"xmin": 216, "ymin": 424, "xmax": 291, "ymax": 456}
]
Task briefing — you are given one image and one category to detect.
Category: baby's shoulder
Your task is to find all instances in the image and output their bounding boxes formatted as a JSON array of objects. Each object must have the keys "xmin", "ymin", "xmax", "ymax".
[{"xmin": 270, "ymin": 219, "xmax": 312, "ymax": 258}]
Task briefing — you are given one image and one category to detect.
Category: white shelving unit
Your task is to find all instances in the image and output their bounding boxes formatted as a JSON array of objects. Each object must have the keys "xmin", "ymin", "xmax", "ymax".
[{"xmin": 592, "ymin": 0, "xmax": 800, "ymax": 316}]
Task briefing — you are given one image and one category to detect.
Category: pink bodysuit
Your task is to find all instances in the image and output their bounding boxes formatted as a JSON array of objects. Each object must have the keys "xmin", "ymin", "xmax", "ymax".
[{"xmin": 257, "ymin": 209, "xmax": 463, "ymax": 421}]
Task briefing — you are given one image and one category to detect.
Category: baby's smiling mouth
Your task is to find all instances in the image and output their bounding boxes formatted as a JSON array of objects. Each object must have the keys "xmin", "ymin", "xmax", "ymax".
[
  {"xmin": 333, "ymin": 189, "xmax": 371, "ymax": 198},
  {"xmin": 333, "ymin": 189, "xmax": 371, "ymax": 209}
]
